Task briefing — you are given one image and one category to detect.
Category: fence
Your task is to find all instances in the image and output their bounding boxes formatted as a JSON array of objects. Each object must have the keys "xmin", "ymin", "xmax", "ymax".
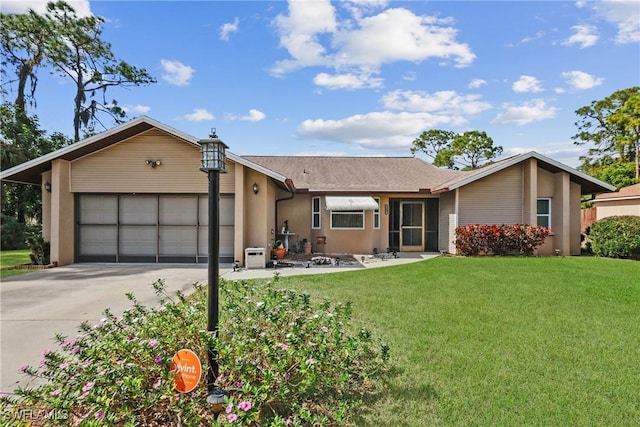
[{"xmin": 581, "ymin": 207, "xmax": 597, "ymax": 231}]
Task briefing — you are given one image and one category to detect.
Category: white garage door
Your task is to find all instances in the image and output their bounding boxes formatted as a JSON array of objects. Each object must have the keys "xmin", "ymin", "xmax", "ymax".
[{"xmin": 78, "ymin": 194, "xmax": 234, "ymax": 263}]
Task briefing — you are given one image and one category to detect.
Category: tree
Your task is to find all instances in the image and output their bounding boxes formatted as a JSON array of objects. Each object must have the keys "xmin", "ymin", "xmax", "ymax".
[
  {"xmin": 42, "ymin": 1, "xmax": 156, "ymax": 141},
  {"xmin": 433, "ymin": 130, "xmax": 503, "ymax": 170},
  {"xmin": 410, "ymin": 130, "xmax": 456, "ymax": 166},
  {"xmin": 1, "ymin": 103, "xmax": 68, "ymax": 247},
  {"xmin": 1, "ymin": 1, "xmax": 157, "ymax": 142},
  {"xmin": 0, "ymin": 10, "xmax": 51, "ymax": 112},
  {"xmin": 573, "ymin": 87, "xmax": 640, "ymax": 181}
]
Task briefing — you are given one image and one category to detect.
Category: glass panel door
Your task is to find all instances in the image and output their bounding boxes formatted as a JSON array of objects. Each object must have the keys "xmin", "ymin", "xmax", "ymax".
[{"xmin": 400, "ymin": 202, "xmax": 423, "ymax": 251}]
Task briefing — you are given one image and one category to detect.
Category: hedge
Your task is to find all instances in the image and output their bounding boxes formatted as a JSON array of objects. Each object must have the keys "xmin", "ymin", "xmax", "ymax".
[
  {"xmin": 590, "ymin": 215, "xmax": 640, "ymax": 259},
  {"xmin": 455, "ymin": 224, "xmax": 550, "ymax": 256}
]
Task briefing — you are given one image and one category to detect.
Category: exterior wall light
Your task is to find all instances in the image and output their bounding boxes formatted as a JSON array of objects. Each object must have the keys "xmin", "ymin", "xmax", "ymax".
[
  {"xmin": 44, "ymin": 181, "xmax": 52, "ymax": 193},
  {"xmin": 252, "ymin": 182, "xmax": 259, "ymax": 194}
]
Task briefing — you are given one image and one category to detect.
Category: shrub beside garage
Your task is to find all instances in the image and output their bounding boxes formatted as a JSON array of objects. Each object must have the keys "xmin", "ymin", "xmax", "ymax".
[{"xmin": 590, "ymin": 215, "xmax": 640, "ymax": 260}]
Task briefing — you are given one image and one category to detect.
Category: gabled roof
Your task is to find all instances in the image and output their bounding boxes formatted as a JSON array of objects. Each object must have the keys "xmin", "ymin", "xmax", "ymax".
[
  {"xmin": 594, "ymin": 183, "xmax": 640, "ymax": 201},
  {"xmin": 0, "ymin": 116, "xmax": 287, "ymax": 185},
  {"xmin": 431, "ymin": 151, "xmax": 615, "ymax": 194},
  {"xmin": 242, "ymin": 156, "xmax": 462, "ymax": 193}
]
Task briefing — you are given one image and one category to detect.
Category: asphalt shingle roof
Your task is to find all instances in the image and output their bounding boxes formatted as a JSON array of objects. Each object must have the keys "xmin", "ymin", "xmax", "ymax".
[{"xmin": 242, "ymin": 156, "xmax": 463, "ymax": 193}]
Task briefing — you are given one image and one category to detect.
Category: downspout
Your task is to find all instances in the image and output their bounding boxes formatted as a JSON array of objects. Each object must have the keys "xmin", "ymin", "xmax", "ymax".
[{"xmin": 275, "ymin": 178, "xmax": 296, "ymax": 238}]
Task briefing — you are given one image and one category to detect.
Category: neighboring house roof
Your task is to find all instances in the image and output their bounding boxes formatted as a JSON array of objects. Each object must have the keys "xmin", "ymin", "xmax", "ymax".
[
  {"xmin": 594, "ymin": 183, "xmax": 640, "ymax": 201},
  {"xmin": 242, "ymin": 156, "xmax": 463, "ymax": 193},
  {"xmin": 431, "ymin": 151, "xmax": 615, "ymax": 194},
  {"xmin": 0, "ymin": 116, "xmax": 287, "ymax": 186}
]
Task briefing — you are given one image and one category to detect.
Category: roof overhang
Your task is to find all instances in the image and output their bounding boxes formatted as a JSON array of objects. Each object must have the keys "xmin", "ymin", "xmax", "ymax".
[
  {"xmin": 325, "ymin": 196, "xmax": 379, "ymax": 211},
  {"xmin": 433, "ymin": 151, "xmax": 616, "ymax": 195}
]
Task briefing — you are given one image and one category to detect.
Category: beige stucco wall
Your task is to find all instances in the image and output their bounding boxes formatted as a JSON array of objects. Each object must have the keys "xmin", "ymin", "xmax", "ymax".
[
  {"xmin": 438, "ymin": 191, "xmax": 456, "ymax": 253},
  {"xmin": 595, "ymin": 200, "xmax": 640, "ymax": 219},
  {"xmin": 50, "ymin": 159, "xmax": 74, "ymax": 266},
  {"xmin": 277, "ymin": 194, "xmax": 388, "ymax": 255}
]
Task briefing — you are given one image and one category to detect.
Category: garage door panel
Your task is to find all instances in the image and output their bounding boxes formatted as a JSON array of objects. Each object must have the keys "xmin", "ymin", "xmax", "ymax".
[
  {"xmin": 79, "ymin": 225, "xmax": 117, "ymax": 255},
  {"xmin": 120, "ymin": 195, "xmax": 157, "ymax": 224},
  {"xmin": 80, "ymin": 195, "xmax": 117, "ymax": 224},
  {"xmin": 160, "ymin": 196, "xmax": 197, "ymax": 225},
  {"xmin": 119, "ymin": 225, "xmax": 157, "ymax": 255},
  {"xmin": 160, "ymin": 226, "xmax": 197, "ymax": 255}
]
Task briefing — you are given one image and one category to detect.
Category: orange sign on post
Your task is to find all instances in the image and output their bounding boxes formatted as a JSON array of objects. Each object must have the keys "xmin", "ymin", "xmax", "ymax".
[{"xmin": 170, "ymin": 349, "xmax": 202, "ymax": 393}]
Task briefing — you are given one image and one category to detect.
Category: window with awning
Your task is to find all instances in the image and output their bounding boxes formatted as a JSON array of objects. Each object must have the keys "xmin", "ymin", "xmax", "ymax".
[{"xmin": 324, "ymin": 196, "xmax": 379, "ymax": 211}]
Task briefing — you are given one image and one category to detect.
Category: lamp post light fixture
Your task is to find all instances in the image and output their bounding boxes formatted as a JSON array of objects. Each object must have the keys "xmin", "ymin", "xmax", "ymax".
[{"xmin": 199, "ymin": 130, "xmax": 228, "ymax": 408}]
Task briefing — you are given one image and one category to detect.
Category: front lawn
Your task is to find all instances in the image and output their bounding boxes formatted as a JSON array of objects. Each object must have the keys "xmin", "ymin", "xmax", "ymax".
[
  {"xmin": 0, "ymin": 249, "xmax": 32, "ymax": 279},
  {"xmin": 277, "ymin": 256, "xmax": 640, "ymax": 426},
  {"xmin": 3, "ymin": 256, "xmax": 638, "ymax": 425}
]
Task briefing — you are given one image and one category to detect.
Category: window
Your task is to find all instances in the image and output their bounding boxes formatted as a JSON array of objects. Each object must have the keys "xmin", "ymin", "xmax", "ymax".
[
  {"xmin": 331, "ymin": 210, "xmax": 364, "ymax": 229},
  {"xmin": 373, "ymin": 197, "xmax": 380, "ymax": 229},
  {"xmin": 537, "ymin": 198, "xmax": 551, "ymax": 228},
  {"xmin": 312, "ymin": 197, "xmax": 321, "ymax": 229}
]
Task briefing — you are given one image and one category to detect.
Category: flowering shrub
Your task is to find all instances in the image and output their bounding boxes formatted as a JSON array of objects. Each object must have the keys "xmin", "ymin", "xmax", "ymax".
[
  {"xmin": 0, "ymin": 276, "xmax": 389, "ymax": 426},
  {"xmin": 455, "ymin": 224, "xmax": 550, "ymax": 256}
]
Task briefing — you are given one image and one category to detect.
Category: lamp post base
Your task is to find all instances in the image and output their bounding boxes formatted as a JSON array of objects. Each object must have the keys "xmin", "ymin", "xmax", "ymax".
[{"xmin": 207, "ymin": 389, "xmax": 228, "ymax": 413}]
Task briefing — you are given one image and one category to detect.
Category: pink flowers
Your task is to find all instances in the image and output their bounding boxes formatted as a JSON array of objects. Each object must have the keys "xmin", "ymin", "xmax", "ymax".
[
  {"xmin": 59, "ymin": 362, "xmax": 69, "ymax": 369},
  {"xmin": 154, "ymin": 355, "xmax": 163, "ymax": 363},
  {"xmin": 148, "ymin": 339, "xmax": 158, "ymax": 348},
  {"xmin": 82, "ymin": 381, "xmax": 93, "ymax": 393},
  {"xmin": 50, "ymin": 388, "xmax": 61, "ymax": 396},
  {"xmin": 153, "ymin": 378, "xmax": 162, "ymax": 389},
  {"xmin": 228, "ymin": 413, "xmax": 238, "ymax": 422},
  {"xmin": 238, "ymin": 400, "xmax": 252, "ymax": 411},
  {"xmin": 95, "ymin": 412, "xmax": 105, "ymax": 420},
  {"xmin": 281, "ymin": 343, "xmax": 289, "ymax": 351}
]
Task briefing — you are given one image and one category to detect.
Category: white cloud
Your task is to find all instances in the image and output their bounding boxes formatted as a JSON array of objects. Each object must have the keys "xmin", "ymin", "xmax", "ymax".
[
  {"xmin": 297, "ymin": 111, "xmax": 458, "ymax": 150},
  {"xmin": 184, "ymin": 108, "xmax": 214, "ymax": 122},
  {"xmin": 469, "ymin": 78, "xmax": 487, "ymax": 89},
  {"xmin": 220, "ymin": 17, "xmax": 239, "ymax": 41},
  {"xmin": 332, "ymin": 8, "xmax": 475, "ymax": 68},
  {"xmin": 491, "ymin": 99, "xmax": 558, "ymax": 125},
  {"xmin": 227, "ymin": 109, "xmax": 266, "ymax": 122},
  {"xmin": 313, "ymin": 72, "xmax": 383, "ymax": 90},
  {"xmin": 160, "ymin": 60, "xmax": 194, "ymax": 86},
  {"xmin": 271, "ymin": 0, "xmax": 337, "ymax": 74},
  {"xmin": 592, "ymin": 0, "xmax": 640, "ymax": 44},
  {"xmin": 561, "ymin": 70, "xmax": 604, "ymax": 90},
  {"xmin": 122, "ymin": 104, "xmax": 151, "ymax": 114},
  {"xmin": 512, "ymin": 75, "xmax": 543, "ymax": 93},
  {"xmin": 562, "ymin": 24, "xmax": 599, "ymax": 48},
  {"xmin": 0, "ymin": 0, "xmax": 92, "ymax": 16},
  {"xmin": 381, "ymin": 90, "xmax": 491, "ymax": 116},
  {"xmin": 271, "ymin": 1, "xmax": 475, "ymax": 86}
]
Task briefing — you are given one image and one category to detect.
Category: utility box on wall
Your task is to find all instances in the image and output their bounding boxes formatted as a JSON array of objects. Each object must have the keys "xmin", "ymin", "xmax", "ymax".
[{"xmin": 244, "ymin": 247, "xmax": 266, "ymax": 269}]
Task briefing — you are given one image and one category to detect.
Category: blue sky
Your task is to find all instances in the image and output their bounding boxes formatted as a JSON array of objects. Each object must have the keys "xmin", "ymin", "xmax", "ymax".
[{"xmin": 3, "ymin": 0, "xmax": 639, "ymax": 167}]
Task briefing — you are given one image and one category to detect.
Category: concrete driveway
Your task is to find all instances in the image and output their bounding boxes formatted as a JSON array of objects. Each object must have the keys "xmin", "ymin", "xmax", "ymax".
[{"xmin": 0, "ymin": 264, "xmax": 209, "ymax": 393}]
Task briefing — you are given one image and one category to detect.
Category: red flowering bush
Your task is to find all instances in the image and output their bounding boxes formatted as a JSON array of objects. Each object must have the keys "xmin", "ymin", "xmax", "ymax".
[{"xmin": 455, "ymin": 224, "xmax": 550, "ymax": 256}]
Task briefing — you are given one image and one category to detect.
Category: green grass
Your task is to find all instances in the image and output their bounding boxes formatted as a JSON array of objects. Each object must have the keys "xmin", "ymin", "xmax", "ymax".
[
  {"xmin": 271, "ymin": 256, "xmax": 640, "ymax": 426},
  {"xmin": 0, "ymin": 249, "xmax": 32, "ymax": 279}
]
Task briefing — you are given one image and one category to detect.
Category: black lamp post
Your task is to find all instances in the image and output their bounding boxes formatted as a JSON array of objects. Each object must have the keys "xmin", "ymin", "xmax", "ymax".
[{"xmin": 199, "ymin": 131, "xmax": 228, "ymax": 407}]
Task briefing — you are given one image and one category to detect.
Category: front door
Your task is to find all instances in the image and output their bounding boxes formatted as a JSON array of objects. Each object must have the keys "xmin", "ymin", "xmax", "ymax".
[{"xmin": 400, "ymin": 201, "xmax": 423, "ymax": 251}]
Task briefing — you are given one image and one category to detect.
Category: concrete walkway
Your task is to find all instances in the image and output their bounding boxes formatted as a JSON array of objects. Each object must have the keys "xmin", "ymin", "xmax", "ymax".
[{"xmin": 0, "ymin": 253, "xmax": 438, "ymax": 393}]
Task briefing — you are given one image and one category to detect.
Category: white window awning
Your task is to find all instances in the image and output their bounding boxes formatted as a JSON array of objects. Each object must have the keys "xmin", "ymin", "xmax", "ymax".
[{"xmin": 325, "ymin": 196, "xmax": 379, "ymax": 211}]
